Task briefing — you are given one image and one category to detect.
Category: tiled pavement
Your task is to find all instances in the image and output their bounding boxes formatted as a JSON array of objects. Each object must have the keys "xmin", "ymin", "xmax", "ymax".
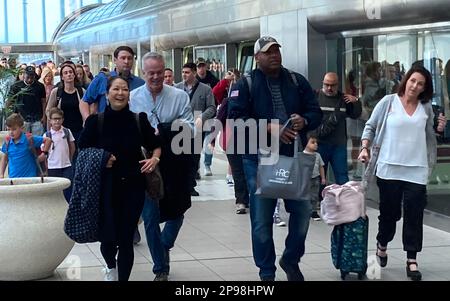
[{"xmin": 52, "ymin": 153, "xmax": 450, "ymax": 281}]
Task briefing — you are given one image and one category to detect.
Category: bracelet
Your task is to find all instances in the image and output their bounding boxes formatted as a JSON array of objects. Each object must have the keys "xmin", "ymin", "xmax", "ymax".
[
  {"xmin": 152, "ymin": 156, "xmax": 160, "ymax": 163},
  {"xmin": 360, "ymin": 146, "xmax": 369, "ymax": 152}
]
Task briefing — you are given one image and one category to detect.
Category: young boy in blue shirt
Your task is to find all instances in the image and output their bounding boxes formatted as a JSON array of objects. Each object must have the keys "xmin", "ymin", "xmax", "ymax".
[{"xmin": 0, "ymin": 113, "xmax": 52, "ymax": 178}]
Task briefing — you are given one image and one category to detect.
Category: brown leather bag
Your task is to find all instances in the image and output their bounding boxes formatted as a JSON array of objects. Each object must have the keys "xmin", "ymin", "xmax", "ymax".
[{"xmin": 98, "ymin": 112, "xmax": 164, "ymax": 200}]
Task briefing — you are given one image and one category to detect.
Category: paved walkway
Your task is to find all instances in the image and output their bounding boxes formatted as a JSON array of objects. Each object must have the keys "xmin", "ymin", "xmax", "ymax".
[{"xmin": 52, "ymin": 153, "xmax": 450, "ymax": 281}]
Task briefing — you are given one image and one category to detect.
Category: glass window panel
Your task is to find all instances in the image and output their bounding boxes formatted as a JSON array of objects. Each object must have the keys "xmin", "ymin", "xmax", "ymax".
[
  {"xmin": 194, "ymin": 45, "xmax": 227, "ymax": 80},
  {"xmin": 65, "ymin": 0, "xmax": 81, "ymax": 17},
  {"xmin": 0, "ymin": 0, "xmax": 6, "ymax": 42},
  {"xmin": 81, "ymin": 0, "xmax": 102, "ymax": 6},
  {"xmin": 26, "ymin": 0, "xmax": 44, "ymax": 43},
  {"xmin": 6, "ymin": 0, "xmax": 24, "ymax": 43},
  {"xmin": 45, "ymin": 0, "xmax": 62, "ymax": 42}
]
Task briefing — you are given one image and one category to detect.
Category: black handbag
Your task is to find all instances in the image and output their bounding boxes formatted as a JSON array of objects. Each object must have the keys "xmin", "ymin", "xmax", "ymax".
[{"xmin": 141, "ymin": 147, "xmax": 164, "ymax": 200}]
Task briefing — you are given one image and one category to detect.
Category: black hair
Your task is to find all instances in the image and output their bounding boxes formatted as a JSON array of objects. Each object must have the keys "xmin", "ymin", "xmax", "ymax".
[
  {"xmin": 307, "ymin": 131, "xmax": 318, "ymax": 141},
  {"xmin": 106, "ymin": 75, "xmax": 130, "ymax": 92},
  {"xmin": 183, "ymin": 62, "xmax": 197, "ymax": 72},
  {"xmin": 114, "ymin": 46, "xmax": 135, "ymax": 59},
  {"xmin": 397, "ymin": 66, "xmax": 433, "ymax": 103}
]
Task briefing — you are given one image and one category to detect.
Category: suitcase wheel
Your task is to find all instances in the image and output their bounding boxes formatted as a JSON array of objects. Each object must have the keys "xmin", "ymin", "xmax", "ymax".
[
  {"xmin": 340, "ymin": 271, "xmax": 348, "ymax": 280},
  {"xmin": 358, "ymin": 273, "xmax": 365, "ymax": 280}
]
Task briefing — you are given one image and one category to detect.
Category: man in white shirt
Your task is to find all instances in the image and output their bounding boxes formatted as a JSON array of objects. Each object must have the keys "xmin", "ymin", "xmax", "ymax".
[{"xmin": 130, "ymin": 52, "xmax": 194, "ymax": 282}]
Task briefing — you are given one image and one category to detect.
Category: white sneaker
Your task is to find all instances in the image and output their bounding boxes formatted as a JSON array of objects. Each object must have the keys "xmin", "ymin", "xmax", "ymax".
[
  {"xmin": 226, "ymin": 175, "xmax": 234, "ymax": 186},
  {"xmin": 273, "ymin": 215, "xmax": 286, "ymax": 227},
  {"xmin": 102, "ymin": 267, "xmax": 118, "ymax": 281}
]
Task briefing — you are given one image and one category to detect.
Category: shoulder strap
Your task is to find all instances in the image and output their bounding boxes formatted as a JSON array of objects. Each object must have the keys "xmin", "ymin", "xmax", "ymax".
[
  {"xmin": 63, "ymin": 128, "xmax": 70, "ymax": 139},
  {"xmin": 45, "ymin": 130, "xmax": 52, "ymax": 140},
  {"xmin": 286, "ymin": 69, "xmax": 299, "ymax": 87},
  {"xmin": 188, "ymin": 82, "xmax": 200, "ymax": 100},
  {"xmin": 135, "ymin": 113, "xmax": 142, "ymax": 137},
  {"xmin": 134, "ymin": 113, "xmax": 148, "ymax": 159},
  {"xmin": 4, "ymin": 136, "xmax": 11, "ymax": 156},
  {"xmin": 97, "ymin": 113, "xmax": 104, "ymax": 138},
  {"xmin": 245, "ymin": 74, "xmax": 252, "ymax": 100},
  {"xmin": 76, "ymin": 86, "xmax": 84, "ymax": 99},
  {"xmin": 25, "ymin": 133, "xmax": 37, "ymax": 157},
  {"xmin": 56, "ymin": 85, "xmax": 64, "ymax": 107},
  {"xmin": 26, "ymin": 134, "xmax": 45, "ymax": 181}
]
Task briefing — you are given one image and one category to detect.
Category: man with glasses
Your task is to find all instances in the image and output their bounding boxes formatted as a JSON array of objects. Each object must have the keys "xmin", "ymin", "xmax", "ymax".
[{"xmin": 316, "ymin": 72, "xmax": 362, "ymax": 186}]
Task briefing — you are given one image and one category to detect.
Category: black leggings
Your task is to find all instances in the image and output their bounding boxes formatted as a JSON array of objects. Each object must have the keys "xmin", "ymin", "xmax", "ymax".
[{"xmin": 100, "ymin": 176, "xmax": 145, "ymax": 281}]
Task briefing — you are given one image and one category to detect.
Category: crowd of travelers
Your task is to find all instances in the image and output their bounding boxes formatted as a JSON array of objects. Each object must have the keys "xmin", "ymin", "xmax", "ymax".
[{"xmin": 0, "ymin": 36, "xmax": 447, "ymax": 282}]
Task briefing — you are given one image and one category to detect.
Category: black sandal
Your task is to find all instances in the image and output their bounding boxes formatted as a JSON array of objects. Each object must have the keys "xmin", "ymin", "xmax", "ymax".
[
  {"xmin": 376, "ymin": 243, "xmax": 388, "ymax": 267},
  {"xmin": 406, "ymin": 261, "xmax": 422, "ymax": 281}
]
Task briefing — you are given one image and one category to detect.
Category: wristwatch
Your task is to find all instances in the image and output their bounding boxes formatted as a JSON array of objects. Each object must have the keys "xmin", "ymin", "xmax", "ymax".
[{"xmin": 360, "ymin": 146, "xmax": 369, "ymax": 152}]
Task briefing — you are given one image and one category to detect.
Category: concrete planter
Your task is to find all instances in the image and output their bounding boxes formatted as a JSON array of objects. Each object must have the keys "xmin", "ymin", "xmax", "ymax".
[{"xmin": 0, "ymin": 177, "xmax": 74, "ymax": 280}]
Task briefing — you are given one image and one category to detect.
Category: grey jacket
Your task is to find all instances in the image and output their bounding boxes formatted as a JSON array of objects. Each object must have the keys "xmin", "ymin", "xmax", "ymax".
[
  {"xmin": 175, "ymin": 81, "xmax": 216, "ymax": 122},
  {"xmin": 361, "ymin": 94, "xmax": 437, "ymax": 180}
]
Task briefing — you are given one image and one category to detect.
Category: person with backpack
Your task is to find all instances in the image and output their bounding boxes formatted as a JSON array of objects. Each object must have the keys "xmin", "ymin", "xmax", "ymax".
[
  {"xmin": 227, "ymin": 36, "xmax": 322, "ymax": 281},
  {"xmin": 45, "ymin": 64, "xmax": 84, "ymax": 144},
  {"xmin": 45, "ymin": 107, "xmax": 76, "ymax": 202},
  {"xmin": 211, "ymin": 68, "xmax": 250, "ymax": 214},
  {"xmin": 0, "ymin": 113, "xmax": 52, "ymax": 179},
  {"xmin": 77, "ymin": 76, "xmax": 162, "ymax": 281}
]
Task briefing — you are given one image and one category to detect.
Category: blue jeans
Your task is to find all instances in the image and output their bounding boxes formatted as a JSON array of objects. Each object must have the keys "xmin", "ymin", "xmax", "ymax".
[
  {"xmin": 142, "ymin": 196, "xmax": 184, "ymax": 274},
  {"xmin": 243, "ymin": 156, "xmax": 312, "ymax": 279},
  {"xmin": 203, "ymin": 132, "xmax": 213, "ymax": 167},
  {"xmin": 318, "ymin": 143, "xmax": 349, "ymax": 185}
]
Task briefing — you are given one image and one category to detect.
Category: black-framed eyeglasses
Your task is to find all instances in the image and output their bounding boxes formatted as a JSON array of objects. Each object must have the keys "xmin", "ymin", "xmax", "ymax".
[{"xmin": 323, "ymin": 83, "xmax": 338, "ymax": 88}]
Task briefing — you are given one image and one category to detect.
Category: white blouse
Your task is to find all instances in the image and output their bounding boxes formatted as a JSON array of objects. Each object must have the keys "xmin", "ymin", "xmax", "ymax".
[{"xmin": 376, "ymin": 95, "xmax": 429, "ymax": 185}]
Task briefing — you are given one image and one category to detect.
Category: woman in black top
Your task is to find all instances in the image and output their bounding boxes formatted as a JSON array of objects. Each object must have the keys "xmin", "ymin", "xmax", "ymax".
[
  {"xmin": 46, "ymin": 64, "xmax": 84, "ymax": 142},
  {"xmin": 78, "ymin": 76, "xmax": 162, "ymax": 281}
]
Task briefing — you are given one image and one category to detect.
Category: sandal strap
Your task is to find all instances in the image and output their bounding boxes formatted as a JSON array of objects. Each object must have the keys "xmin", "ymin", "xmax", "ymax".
[
  {"xmin": 407, "ymin": 261, "xmax": 418, "ymax": 266},
  {"xmin": 377, "ymin": 242, "xmax": 387, "ymax": 251}
]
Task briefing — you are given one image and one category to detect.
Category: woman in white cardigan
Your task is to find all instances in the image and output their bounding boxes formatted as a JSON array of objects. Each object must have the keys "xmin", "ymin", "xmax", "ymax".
[{"xmin": 358, "ymin": 65, "xmax": 446, "ymax": 281}]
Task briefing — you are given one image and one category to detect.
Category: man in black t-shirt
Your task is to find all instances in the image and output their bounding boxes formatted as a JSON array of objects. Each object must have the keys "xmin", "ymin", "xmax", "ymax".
[{"xmin": 7, "ymin": 66, "xmax": 46, "ymax": 135}]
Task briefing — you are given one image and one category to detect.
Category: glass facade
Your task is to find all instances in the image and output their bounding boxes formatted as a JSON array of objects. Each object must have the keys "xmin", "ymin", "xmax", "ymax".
[
  {"xmin": 0, "ymin": 0, "xmax": 113, "ymax": 43},
  {"xmin": 328, "ymin": 28, "xmax": 450, "ymax": 216}
]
